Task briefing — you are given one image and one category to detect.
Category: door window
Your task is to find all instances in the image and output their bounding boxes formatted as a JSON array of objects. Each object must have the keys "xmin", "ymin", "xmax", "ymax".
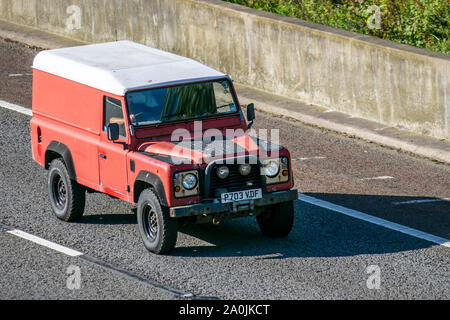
[{"xmin": 103, "ymin": 96, "xmax": 126, "ymax": 138}]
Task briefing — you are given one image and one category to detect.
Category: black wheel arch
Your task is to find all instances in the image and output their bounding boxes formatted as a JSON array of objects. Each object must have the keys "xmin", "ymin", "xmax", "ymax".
[
  {"xmin": 133, "ymin": 170, "xmax": 168, "ymax": 206},
  {"xmin": 45, "ymin": 141, "xmax": 76, "ymax": 180}
]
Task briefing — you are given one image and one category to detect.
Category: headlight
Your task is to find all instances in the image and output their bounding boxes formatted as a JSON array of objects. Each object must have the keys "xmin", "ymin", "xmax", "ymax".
[
  {"xmin": 263, "ymin": 157, "xmax": 290, "ymax": 185},
  {"xmin": 238, "ymin": 164, "xmax": 252, "ymax": 176},
  {"xmin": 173, "ymin": 170, "xmax": 200, "ymax": 198},
  {"xmin": 182, "ymin": 173, "xmax": 198, "ymax": 190},
  {"xmin": 264, "ymin": 160, "xmax": 280, "ymax": 177},
  {"xmin": 216, "ymin": 166, "xmax": 230, "ymax": 179}
]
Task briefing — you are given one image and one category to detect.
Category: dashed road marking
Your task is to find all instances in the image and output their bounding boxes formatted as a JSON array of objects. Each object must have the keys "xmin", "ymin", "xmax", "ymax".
[
  {"xmin": 0, "ymin": 99, "xmax": 32, "ymax": 116},
  {"xmin": 392, "ymin": 198, "xmax": 450, "ymax": 206},
  {"xmin": 293, "ymin": 156, "xmax": 326, "ymax": 161},
  {"xmin": 8, "ymin": 73, "xmax": 32, "ymax": 77},
  {"xmin": 360, "ymin": 176, "xmax": 394, "ymax": 181},
  {"xmin": 7, "ymin": 229, "xmax": 83, "ymax": 257}
]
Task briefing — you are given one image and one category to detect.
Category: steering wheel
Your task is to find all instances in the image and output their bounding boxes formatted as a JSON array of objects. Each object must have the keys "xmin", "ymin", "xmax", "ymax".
[{"xmin": 130, "ymin": 112, "xmax": 146, "ymax": 124}]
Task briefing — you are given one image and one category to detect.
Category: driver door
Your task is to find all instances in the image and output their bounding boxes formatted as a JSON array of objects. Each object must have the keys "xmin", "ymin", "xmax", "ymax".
[{"xmin": 98, "ymin": 96, "xmax": 129, "ymax": 198}]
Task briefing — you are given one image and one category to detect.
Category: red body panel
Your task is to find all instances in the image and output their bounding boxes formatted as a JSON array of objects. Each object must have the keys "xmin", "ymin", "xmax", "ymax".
[{"xmin": 32, "ymin": 70, "xmax": 102, "ymax": 190}]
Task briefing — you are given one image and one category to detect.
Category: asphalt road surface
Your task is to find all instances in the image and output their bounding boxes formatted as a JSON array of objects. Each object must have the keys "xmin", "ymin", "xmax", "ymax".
[{"xmin": 0, "ymin": 38, "xmax": 449, "ymax": 299}]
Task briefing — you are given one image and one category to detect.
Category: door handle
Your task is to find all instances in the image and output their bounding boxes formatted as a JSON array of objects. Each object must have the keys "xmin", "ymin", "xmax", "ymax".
[{"xmin": 98, "ymin": 153, "xmax": 107, "ymax": 159}]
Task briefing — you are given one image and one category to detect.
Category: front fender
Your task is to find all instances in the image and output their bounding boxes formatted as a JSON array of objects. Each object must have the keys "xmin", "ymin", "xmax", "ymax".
[{"xmin": 133, "ymin": 170, "xmax": 168, "ymax": 206}]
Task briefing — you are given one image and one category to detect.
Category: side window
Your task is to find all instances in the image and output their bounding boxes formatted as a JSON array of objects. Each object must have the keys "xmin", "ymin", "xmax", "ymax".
[{"xmin": 103, "ymin": 96, "xmax": 126, "ymax": 138}]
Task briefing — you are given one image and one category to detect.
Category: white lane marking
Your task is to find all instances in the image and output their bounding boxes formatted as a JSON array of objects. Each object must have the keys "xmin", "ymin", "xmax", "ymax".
[
  {"xmin": 7, "ymin": 229, "xmax": 83, "ymax": 257},
  {"xmin": 0, "ymin": 99, "xmax": 32, "ymax": 116},
  {"xmin": 392, "ymin": 198, "xmax": 450, "ymax": 205},
  {"xmin": 297, "ymin": 193, "xmax": 450, "ymax": 248},
  {"xmin": 8, "ymin": 73, "xmax": 32, "ymax": 77},
  {"xmin": 360, "ymin": 176, "xmax": 394, "ymax": 181},
  {"xmin": 8, "ymin": 73, "xmax": 32, "ymax": 76},
  {"xmin": 294, "ymin": 156, "xmax": 327, "ymax": 161}
]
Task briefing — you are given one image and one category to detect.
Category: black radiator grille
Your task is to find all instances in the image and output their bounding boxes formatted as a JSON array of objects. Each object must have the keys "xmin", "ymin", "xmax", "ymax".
[{"xmin": 209, "ymin": 164, "xmax": 262, "ymax": 197}]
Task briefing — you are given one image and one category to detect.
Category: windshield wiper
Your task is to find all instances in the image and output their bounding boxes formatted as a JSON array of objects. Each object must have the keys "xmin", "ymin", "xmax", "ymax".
[{"xmin": 161, "ymin": 112, "xmax": 186, "ymax": 122}]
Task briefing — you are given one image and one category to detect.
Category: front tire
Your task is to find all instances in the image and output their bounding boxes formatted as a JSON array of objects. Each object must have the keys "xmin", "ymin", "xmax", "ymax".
[
  {"xmin": 137, "ymin": 189, "xmax": 177, "ymax": 254},
  {"xmin": 47, "ymin": 158, "xmax": 85, "ymax": 222},
  {"xmin": 256, "ymin": 200, "xmax": 294, "ymax": 237}
]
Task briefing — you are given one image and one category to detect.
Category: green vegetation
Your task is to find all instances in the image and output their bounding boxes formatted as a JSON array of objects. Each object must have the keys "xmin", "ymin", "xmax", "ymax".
[{"xmin": 224, "ymin": 0, "xmax": 449, "ymax": 54}]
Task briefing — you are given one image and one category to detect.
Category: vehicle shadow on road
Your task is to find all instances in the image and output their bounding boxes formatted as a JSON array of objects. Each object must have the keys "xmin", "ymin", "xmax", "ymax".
[
  {"xmin": 77, "ymin": 193, "xmax": 137, "ymax": 225},
  {"xmin": 173, "ymin": 193, "xmax": 449, "ymax": 258},
  {"xmin": 80, "ymin": 213, "xmax": 137, "ymax": 225}
]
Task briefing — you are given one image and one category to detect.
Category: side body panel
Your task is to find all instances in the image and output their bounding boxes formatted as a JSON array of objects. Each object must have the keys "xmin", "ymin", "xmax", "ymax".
[{"xmin": 30, "ymin": 70, "xmax": 126, "ymax": 194}]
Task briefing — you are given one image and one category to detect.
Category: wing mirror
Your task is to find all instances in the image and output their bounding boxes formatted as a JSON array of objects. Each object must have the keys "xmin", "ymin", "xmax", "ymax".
[
  {"xmin": 246, "ymin": 103, "xmax": 255, "ymax": 129},
  {"xmin": 107, "ymin": 123, "xmax": 120, "ymax": 141}
]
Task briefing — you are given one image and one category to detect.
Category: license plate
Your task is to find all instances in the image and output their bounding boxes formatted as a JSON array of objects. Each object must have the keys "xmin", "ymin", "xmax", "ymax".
[{"xmin": 221, "ymin": 188, "xmax": 262, "ymax": 203}]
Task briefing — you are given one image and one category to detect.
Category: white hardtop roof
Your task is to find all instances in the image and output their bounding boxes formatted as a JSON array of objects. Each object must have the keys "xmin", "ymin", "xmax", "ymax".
[{"xmin": 32, "ymin": 40, "xmax": 226, "ymax": 96}]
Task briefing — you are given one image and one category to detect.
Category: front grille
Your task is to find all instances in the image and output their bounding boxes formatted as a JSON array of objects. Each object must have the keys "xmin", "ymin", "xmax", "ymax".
[{"xmin": 208, "ymin": 164, "xmax": 262, "ymax": 197}]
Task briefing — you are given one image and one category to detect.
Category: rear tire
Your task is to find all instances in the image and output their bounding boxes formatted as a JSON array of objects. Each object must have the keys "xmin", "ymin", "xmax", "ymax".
[
  {"xmin": 137, "ymin": 189, "xmax": 177, "ymax": 254},
  {"xmin": 48, "ymin": 158, "xmax": 85, "ymax": 222},
  {"xmin": 257, "ymin": 200, "xmax": 294, "ymax": 237}
]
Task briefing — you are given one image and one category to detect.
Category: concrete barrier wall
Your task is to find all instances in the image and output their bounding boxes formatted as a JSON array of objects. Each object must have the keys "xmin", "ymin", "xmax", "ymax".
[{"xmin": 1, "ymin": 0, "xmax": 449, "ymax": 139}]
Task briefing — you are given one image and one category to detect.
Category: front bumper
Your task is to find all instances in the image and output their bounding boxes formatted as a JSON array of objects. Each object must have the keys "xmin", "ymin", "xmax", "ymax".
[{"xmin": 169, "ymin": 189, "xmax": 298, "ymax": 218}]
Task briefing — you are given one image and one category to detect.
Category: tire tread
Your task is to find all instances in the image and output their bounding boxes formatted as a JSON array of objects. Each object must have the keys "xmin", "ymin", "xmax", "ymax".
[
  {"xmin": 48, "ymin": 158, "xmax": 85, "ymax": 222},
  {"xmin": 138, "ymin": 189, "xmax": 177, "ymax": 254}
]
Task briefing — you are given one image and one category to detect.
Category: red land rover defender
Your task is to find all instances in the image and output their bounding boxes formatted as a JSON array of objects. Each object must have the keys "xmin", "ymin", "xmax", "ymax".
[{"xmin": 30, "ymin": 41, "xmax": 298, "ymax": 254}]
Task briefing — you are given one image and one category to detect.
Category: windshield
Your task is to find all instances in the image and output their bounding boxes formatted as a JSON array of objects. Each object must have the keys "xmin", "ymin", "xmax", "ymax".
[{"xmin": 126, "ymin": 80, "xmax": 238, "ymax": 126}]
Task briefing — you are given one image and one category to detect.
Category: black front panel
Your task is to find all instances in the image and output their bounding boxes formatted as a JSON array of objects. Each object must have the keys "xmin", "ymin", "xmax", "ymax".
[{"xmin": 208, "ymin": 164, "xmax": 262, "ymax": 197}]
